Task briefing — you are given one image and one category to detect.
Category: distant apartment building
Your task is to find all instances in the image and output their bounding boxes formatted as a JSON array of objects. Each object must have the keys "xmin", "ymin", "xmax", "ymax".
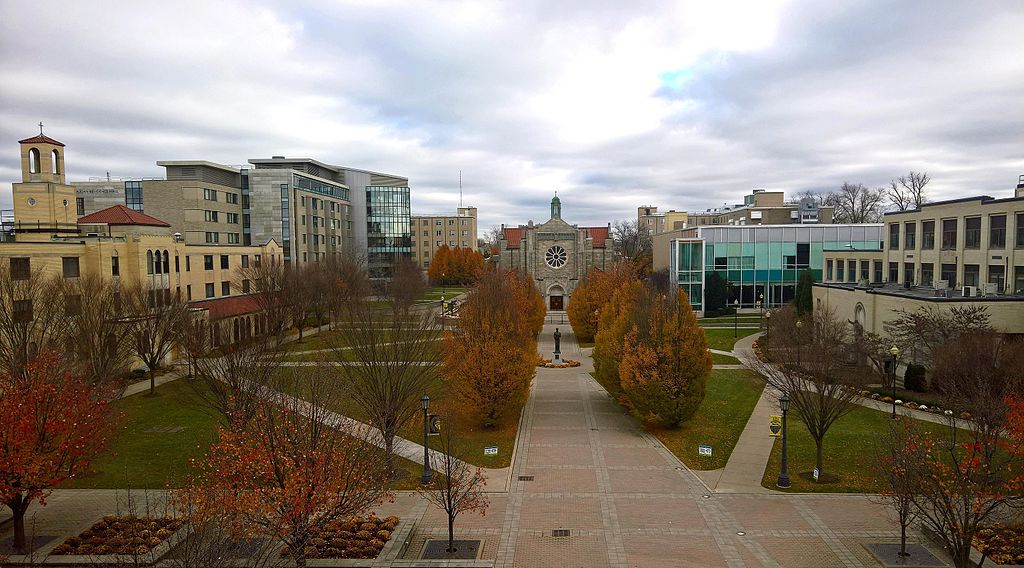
[
  {"xmin": 410, "ymin": 207, "xmax": 478, "ymax": 269},
  {"xmin": 687, "ymin": 189, "xmax": 834, "ymax": 226},
  {"xmin": 638, "ymin": 206, "xmax": 687, "ymax": 235}
]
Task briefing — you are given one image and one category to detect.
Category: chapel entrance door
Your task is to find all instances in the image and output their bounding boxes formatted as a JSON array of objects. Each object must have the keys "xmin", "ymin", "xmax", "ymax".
[{"xmin": 549, "ymin": 295, "xmax": 564, "ymax": 311}]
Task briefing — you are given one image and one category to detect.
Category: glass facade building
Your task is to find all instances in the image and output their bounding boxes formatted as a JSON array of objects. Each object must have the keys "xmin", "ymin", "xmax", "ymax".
[
  {"xmin": 124, "ymin": 180, "xmax": 144, "ymax": 212},
  {"xmin": 669, "ymin": 224, "xmax": 883, "ymax": 311},
  {"xmin": 366, "ymin": 185, "xmax": 412, "ymax": 278}
]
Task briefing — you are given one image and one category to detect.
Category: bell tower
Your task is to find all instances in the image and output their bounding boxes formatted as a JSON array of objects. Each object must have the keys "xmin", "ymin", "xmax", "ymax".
[
  {"xmin": 13, "ymin": 125, "xmax": 78, "ymax": 237},
  {"xmin": 550, "ymin": 192, "xmax": 561, "ymax": 220}
]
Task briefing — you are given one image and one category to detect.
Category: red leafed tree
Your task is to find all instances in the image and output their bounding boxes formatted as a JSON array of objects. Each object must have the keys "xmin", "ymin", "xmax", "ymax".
[
  {"xmin": 176, "ymin": 374, "xmax": 391, "ymax": 568},
  {"xmin": 0, "ymin": 352, "xmax": 115, "ymax": 552}
]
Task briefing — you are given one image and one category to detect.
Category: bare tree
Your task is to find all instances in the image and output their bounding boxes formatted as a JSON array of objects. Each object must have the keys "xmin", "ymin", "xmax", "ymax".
[
  {"xmin": 873, "ymin": 419, "xmax": 922, "ymax": 561},
  {"xmin": 827, "ymin": 182, "xmax": 885, "ymax": 223},
  {"xmin": 236, "ymin": 255, "xmax": 289, "ymax": 342},
  {"xmin": 888, "ymin": 171, "xmax": 929, "ymax": 211},
  {"xmin": 417, "ymin": 413, "xmax": 488, "ymax": 557},
  {"xmin": 482, "ymin": 225, "xmax": 503, "ymax": 257},
  {"xmin": 125, "ymin": 283, "xmax": 191, "ymax": 395},
  {"xmin": 611, "ymin": 219, "xmax": 653, "ymax": 262},
  {"xmin": 883, "ymin": 304, "xmax": 991, "ymax": 366},
  {"xmin": 65, "ymin": 274, "xmax": 136, "ymax": 386},
  {"xmin": 0, "ymin": 264, "xmax": 70, "ymax": 379},
  {"xmin": 743, "ymin": 307, "xmax": 864, "ymax": 480},
  {"xmin": 389, "ymin": 257, "xmax": 428, "ymax": 317},
  {"xmin": 284, "ymin": 264, "xmax": 313, "ymax": 341},
  {"xmin": 328, "ymin": 301, "xmax": 441, "ymax": 475}
]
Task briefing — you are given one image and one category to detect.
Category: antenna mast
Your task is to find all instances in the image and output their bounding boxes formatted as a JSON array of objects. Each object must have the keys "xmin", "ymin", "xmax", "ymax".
[{"xmin": 459, "ymin": 170, "xmax": 463, "ymax": 208}]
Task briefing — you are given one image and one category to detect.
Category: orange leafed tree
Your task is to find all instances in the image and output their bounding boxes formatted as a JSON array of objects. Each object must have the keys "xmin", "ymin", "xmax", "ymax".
[
  {"xmin": 443, "ymin": 269, "xmax": 540, "ymax": 428},
  {"xmin": 0, "ymin": 352, "xmax": 115, "ymax": 552},
  {"xmin": 619, "ymin": 289, "xmax": 712, "ymax": 427},
  {"xmin": 176, "ymin": 375, "xmax": 390, "ymax": 568},
  {"xmin": 592, "ymin": 280, "xmax": 645, "ymax": 397},
  {"xmin": 429, "ymin": 246, "xmax": 484, "ymax": 286},
  {"xmin": 567, "ymin": 261, "xmax": 639, "ymax": 343}
]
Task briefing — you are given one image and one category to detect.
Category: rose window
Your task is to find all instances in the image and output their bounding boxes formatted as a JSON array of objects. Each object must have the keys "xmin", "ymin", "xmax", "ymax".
[{"xmin": 545, "ymin": 245, "xmax": 567, "ymax": 268}]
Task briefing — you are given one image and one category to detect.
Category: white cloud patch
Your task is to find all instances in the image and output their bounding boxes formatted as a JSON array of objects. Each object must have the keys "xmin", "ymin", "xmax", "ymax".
[{"xmin": 1, "ymin": 0, "xmax": 1022, "ymax": 229}]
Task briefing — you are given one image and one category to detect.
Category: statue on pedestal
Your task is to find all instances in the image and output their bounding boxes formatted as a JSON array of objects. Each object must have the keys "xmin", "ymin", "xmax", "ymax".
[{"xmin": 553, "ymin": 328, "xmax": 562, "ymax": 363}]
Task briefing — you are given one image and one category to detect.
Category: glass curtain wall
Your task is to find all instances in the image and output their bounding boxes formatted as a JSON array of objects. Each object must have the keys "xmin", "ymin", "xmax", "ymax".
[
  {"xmin": 670, "ymin": 239, "xmax": 704, "ymax": 311},
  {"xmin": 674, "ymin": 225, "xmax": 883, "ymax": 310},
  {"xmin": 366, "ymin": 186, "xmax": 412, "ymax": 278}
]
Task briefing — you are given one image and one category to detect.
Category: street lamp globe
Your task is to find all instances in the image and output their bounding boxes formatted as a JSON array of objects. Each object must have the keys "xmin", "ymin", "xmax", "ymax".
[
  {"xmin": 890, "ymin": 345, "xmax": 900, "ymax": 357},
  {"xmin": 780, "ymin": 393, "xmax": 790, "ymax": 412},
  {"xmin": 421, "ymin": 395, "xmax": 430, "ymax": 410},
  {"xmin": 796, "ymin": 320, "xmax": 802, "ymax": 329}
]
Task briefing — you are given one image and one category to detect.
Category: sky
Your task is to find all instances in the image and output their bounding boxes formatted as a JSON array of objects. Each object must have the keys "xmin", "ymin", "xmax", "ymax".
[{"xmin": 1, "ymin": 0, "xmax": 1022, "ymax": 230}]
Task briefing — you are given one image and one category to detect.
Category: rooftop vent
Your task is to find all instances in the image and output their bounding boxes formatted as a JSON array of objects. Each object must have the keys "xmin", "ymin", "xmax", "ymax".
[{"xmin": 272, "ymin": 155, "xmax": 286, "ymax": 159}]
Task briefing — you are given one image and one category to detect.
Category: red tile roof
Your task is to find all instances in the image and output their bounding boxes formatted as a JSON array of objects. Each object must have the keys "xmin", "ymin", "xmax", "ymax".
[
  {"xmin": 189, "ymin": 294, "xmax": 265, "ymax": 321},
  {"xmin": 78, "ymin": 204, "xmax": 171, "ymax": 227},
  {"xmin": 18, "ymin": 134, "xmax": 65, "ymax": 147},
  {"xmin": 582, "ymin": 226, "xmax": 609, "ymax": 248},
  {"xmin": 502, "ymin": 227, "xmax": 525, "ymax": 249}
]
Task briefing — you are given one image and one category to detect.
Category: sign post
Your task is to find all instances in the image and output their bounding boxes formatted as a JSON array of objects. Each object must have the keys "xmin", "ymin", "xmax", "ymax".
[
  {"xmin": 484, "ymin": 446, "xmax": 498, "ymax": 456},
  {"xmin": 698, "ymin": 444, "xmax": 713, "ymax": 456}
]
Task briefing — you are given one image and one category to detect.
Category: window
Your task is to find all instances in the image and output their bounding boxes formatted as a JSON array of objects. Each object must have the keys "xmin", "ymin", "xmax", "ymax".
[
  {"xmin": 204, "ymin": 210, "xmax": 219, "ymax": 222},
  {"xmin": 242, "ymin": 279, "xmax": 251, "ymax": 293},
  {"xmin": 922, "ymin": 220, "xmax": 935, "ymax": 249},
  {"xmin": 10, "ymin": 258, "xmax": 30, "ymax": 280},
  {"xmin": 220, "ymin": 255, "xmax": 229, "ymax": 269},
  {"xmin": 226, "ymin": 192, "xmax": 239, "ymax": 204},
  {"xmin": 1015, "ymin": 266, "xmax": 1024, "ymax": 295},
  {"xmin": 964, "ymin": 264, "xmax": 980, "ymax": 287},
  {"xmin": 28, "ymin": 148, "xmax": 40, "ymax": 174},
  {"xmin": 921, "ymin": 263, "xmax": 933, "ymax": 287},
  {"xmin": 990, "ymin": 215, "xmax": 1006, "ymax": 249},
  {"xmin": 254, "ymin": 255, "xmax": 261, "ymax": 267},
  {"xmin": 988, "ymin": 265, "xmax": 1005, "ymax": 292},
  {"xmin": 205, "ymin": 232, "xmax": 219, "ymax": 243},
  {"xmin": 448, "ymin": 219, "xmax": 454, "ymax": 226},
  {"xmin": 227, "ymin": 233, "xmax": 240, "ymax": 244},
  {"xmin": 301, "ymin": 215, "xmax": 306, "ymax": 226},
  {"xmin": 204, "ymin": 255, "xmax": 214, "ymax": 270},
  {"xmin": 860, "ymin": 260, "xmax": 870, "ymax": 282},
  {"xmin": 203, "ymin": 188, "xmax": 218, "ymax": 201},
  {"xmin": 941, "ymin": 263, "xmax": 957, "ymax": 288},
  {"xmin": 889, "ymin": 223, "xmax": 899, "ymax": 249},
  {"xmin": 226, "ymin": 212, "xmax": 239, "ymax": 224},
  {"xmin": 13, "ymin": 299, "xmax": 32, "ymax": 323},
  {"xmin": 847, "ymin": 260, "xmax": 856, "ymax": 282},
  {"xmin": 51, "ymin": 149, "xmax": 60, "ymax": 174},
  {"xmin": 435, "ymin": 230, "xmax": 442, "ymax": 236},
  {"xmin": 941, "ymin": 219, "xmax": 957, "ymax": 249},
  {"xmin": 302, "ymin": 234, "xmax": 306, "ymax": 245},
  {"xmin": 965, "ymin": 217, "xmax": 981, "ymax": 249},
  {"xmin": 242, "ymin": 255, "xmax": 249, "ymax": 268},
  {"xmin": 111, "ymin": 256, "xmax": 120, "ymax": 277},
  {"xmin": 904, "ymin": 262, "xmax": 914, "ymax": 285},
  {"xmin": 186, "ymin": 285, "xmax": 192, "ymax": 301},
  {"xmin": 1017, "ymin": 213, "xmax": 1024, "ymax": 248},
  {"xmin": 836, "ymin": 261, "xmax": 845, "ymax": 282},
  {"xmin": 205, "ymin": 283, "xmax": 215, "ymax": 298},
  {"xmin": 889, "ymin": 262, "xmax": 898, "ymax": 283},
  {"xmin": 904, "ymin": 222, "xmax": 916, "ymax": 249},
  {"xmin": 873, "ymin": 260, "xmax": 883, "ymax": 282},
  {"xmin": 76, "ymin": 197, "xmax": 85, "ymax": 216},
  {"xmin": 174, "ymin": 255, "xmax": 179, "ymax": 272},
  {"xmin": 221, "ymin": 281, "xmax": 230, "ymax": 296},
  {"xmin": 826, "ymin": 259, "xmax": 834, "ymax": 281},
  {"xmin": 186, "ymin": 256, "xmax": 191, "ymax": 271},
  {"xmin": 65, "ymin": 294, "xmax": 81, "ymax": 316},
  {"xmin": 145, "ymin": 251, "xmax": 154, "ymax": 275},
  {"xmin": 125, "ymin": 181, "xmax": 144, "ymax": 211},
  {"xmin": 62, "ymin": 257, "xmax": 80, "ymax": 278}
]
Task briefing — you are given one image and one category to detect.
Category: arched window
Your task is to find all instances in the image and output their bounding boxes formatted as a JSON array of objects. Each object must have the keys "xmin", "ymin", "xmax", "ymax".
[
  {"xmin": 51, "ymin": 150, "xmax": 60, "ymax": 174},
  {"xmin": 154, "ymin": 251, "xmax": 162, "ymax": 274},
  {"xmin": 29, "ymin": 148, "xmax": 40, "ymax": 174},
  {"xmin": 147, "ymin": 250, "xmax": 154, "ymax": 275},
  {"xmin": 163, "ymin": 250, "xmax": 170, "ymax": 274}
]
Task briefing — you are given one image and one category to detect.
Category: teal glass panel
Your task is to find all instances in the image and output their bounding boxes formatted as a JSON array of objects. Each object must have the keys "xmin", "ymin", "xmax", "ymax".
[
  {"xmin": 728, "ymin": 243, "xmax": 741, "ymax": 257},
  {"xmin": 728, "ymin": 270, "xmax": 741, "ymax": 282},
  {"xmin": 741, "ymin": 242, "xmax": 754, "ymax": 256},
  {"xmin": 769, "ymin": 243, "xmax": 783, "ymax": 269}
]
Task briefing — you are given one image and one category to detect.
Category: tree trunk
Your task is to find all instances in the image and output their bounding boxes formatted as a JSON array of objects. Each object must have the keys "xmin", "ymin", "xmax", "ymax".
[
  {"xmin": 294, "ymin": 547, "xmax": 306, "ymax": 568},
  {"xmin": 149, "ymin": 366, "xmax": 156, "ymax": 395},
  {"xmin": 899, "ymin": 521, "xmax": 907, "ymax": 557},
  {"xmin": 384, "ymin": 434, "xmax": 395, "ymax": 476},
  {"xmin": 448, "ymin": 515, "xmax": 455, "ymax": 554},
  {"xmin": 815, "ymin": 438, "xmax": 824, "ymax": 480},
  {"xmin": 11, "ymin": 493, "xmax": 29, "ymax": 552}
]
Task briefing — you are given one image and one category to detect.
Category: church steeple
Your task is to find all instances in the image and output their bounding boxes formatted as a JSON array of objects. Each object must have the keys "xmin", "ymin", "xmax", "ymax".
[{"xmin": 551, "ymin": 192, "xmax": 561, "ymax": 220}]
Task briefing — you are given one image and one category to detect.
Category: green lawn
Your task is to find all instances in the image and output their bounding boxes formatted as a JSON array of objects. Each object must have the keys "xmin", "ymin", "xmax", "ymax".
[
  {"xmin": 419, "ymin": 286, "xmax": 469, "ymax": 303},
  {"xmin": 577, "ymin": 340, "xmax": 595, "ymax": 349},
  {"xmin": 64, "ymin": 379, "xmax": 220, "ymax": 489},
  {"xmin": 761, "ymin": 404, "xmax": 956, "ymax": 493},
  {"xmin": 712, "ymin": 352, "xmax": 741, "ymax": 365},
  {"xmin": 699, "ymin": 316, "xmax": 763, "ymax": 324},
  {"xmin": 702, "ymin": 327, "xmax": 759, "ymax": 351},
  {"xmin": 276, "ymin": 368, "xmax": 520, "ymax": 469},
  {"xmin": 649, "ymin": 369, "xmax": 765, "ymax": 470}
]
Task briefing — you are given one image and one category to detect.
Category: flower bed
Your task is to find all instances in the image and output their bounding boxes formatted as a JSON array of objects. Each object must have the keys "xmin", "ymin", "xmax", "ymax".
[
  {"xmin": 283, "ymin": 514, "xmax": 399, "ymax": 559},
  {"xmin": 538, "ymin": 359, "xmax": 581, "ymax": 368},
  {"xmin": 974, "ymin": 526, "xmax": 1024, "ymax": 565},
  {"xmin": 50, "ymin": 516, "xmax": 183, "ymax": 556},
  {"xmin": 857, "ymin": 389, "xmax": 971, "ymax": 419}
]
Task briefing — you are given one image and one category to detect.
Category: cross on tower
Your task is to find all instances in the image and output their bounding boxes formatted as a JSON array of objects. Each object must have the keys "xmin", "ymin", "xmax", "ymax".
[{"xmin": 38, "ymin": 122, "xmax": 44, "ymax": 135}]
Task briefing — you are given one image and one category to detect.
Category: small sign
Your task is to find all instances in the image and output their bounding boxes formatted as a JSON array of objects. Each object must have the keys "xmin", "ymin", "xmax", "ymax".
[
  {"xmin": 698, "ymin": 444, "xmax": 713, "ymax": 456},
  {"xmin": 813, "ymin": 468, "xmax": 820, "ymax": 481},
  {"xmin": 428, "ymin": 415, "xmax": 441, "ymax": 435},
  {"xmin": 484, "ymin": 446, "xmax": 498, "ymax": 456},
  {"xmin": 769, "ymin": 415, "xmax": 782, "ymax": 437}
]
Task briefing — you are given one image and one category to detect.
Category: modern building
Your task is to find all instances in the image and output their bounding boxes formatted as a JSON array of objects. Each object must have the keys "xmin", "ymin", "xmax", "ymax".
[
  {"xmin": 656, "ymin": 223, "xmax": 883, "ymax": 312},
  {"xmin": 364, "ymin": 184, "xmax": 412, "ymax": 278},
  {"xmin": 685, "ymin": 189, "xmax": 835, "ymax": 227},
  {"xmin": 638, "ymin": 206, "xmax": 688, "ymax": 235},
  {"xmin": 2, "ymin": 132, "xmax": 283, "ymax": 347},
  {"xmin": 815, "ymin": 180, "xmax": 1024, "ymax": 336},
  {"xmin": 410, "ymin": 207, "xmax": 478, "ymax": 269},
  {"xmin": 498, "ymin": 195, "xmax": 615, "ymax": 310}
]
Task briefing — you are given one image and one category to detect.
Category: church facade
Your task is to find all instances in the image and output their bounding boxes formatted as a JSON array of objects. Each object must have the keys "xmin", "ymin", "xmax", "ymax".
[{"xmin": 498, "ymin": 195, "xmax": 616, "ymax": 311}]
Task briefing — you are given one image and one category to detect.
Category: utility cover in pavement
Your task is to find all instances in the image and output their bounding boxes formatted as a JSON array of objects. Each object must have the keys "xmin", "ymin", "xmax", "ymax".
[{"xmin": 421, "ymin": 539, "xmax": 481, "ymax": 559}]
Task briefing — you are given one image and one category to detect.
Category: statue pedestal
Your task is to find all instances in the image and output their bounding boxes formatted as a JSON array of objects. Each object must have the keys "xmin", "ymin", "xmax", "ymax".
[{"xmin": 552, "ymin": 351, "xmax": 562, "ymax": 364}]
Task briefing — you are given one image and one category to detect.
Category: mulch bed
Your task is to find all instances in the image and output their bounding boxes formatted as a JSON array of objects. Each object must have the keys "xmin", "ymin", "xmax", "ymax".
[
  {"xmin": 50, "ymin": 516, "xmax": 183, "ymax": 556},
  {"xmin": 282, "ymin": 514, "xmax": 399, "ymax": 559},
  {"xmin": 538, "ymin": 359, "xmax": 581, "ymax": 368}
]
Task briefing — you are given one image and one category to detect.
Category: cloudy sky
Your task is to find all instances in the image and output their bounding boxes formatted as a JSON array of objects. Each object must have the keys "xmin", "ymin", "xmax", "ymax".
[{"xmin": 1, "ymin": 0, "xmax": 1022, "ymax": 229}]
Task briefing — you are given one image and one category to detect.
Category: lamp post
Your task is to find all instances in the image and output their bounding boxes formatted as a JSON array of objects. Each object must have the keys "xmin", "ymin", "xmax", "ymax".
[
  {"xmin": 421, "ymin": 395, "xmax": 432, "ymax": 485},
  {"xmin": 795, "ymin": 319, "xmax": 803, "ymax": 369},
  {"xmin": 889, "ymin": 345, "xmax": 900, "ymax": 419},
  {"xmin": 777, "ymin": 392, "xmax": 791, "ymax": 488},
  {"xmin": 733, "ymin": 299, "xmax": 739, "ymax": 338},
  {"xmin": 765, "ymin": 310, "xmax": 771, "ymax": 343},
  {"xmin": 757, "ymin": 293, "xmax": 764, "ymax": 330}
]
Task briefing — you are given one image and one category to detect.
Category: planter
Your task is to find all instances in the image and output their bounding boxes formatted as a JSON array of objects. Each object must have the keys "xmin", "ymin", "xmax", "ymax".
[{"xmin": 5, "ymin": 516, "xmax": 190, "ymax": 566}]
